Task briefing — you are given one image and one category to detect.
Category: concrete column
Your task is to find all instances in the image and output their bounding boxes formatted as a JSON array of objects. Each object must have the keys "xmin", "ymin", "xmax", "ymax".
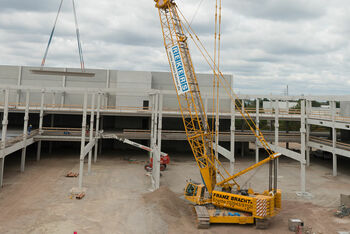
[
  {"xmin": 78, "ymin": 93, "xmax": 88, "ymax": 189},
  {"xmin": 52, "ymin": 92, "xmax": 56, "ymax": 106},
  {"xmin": 150, "ymin": 94, "xmax": 157, "ymax": 159},
  {"xmin": 241, "ymin": 99, "xmax": 244, "ymax": 113},
  {"xmin": 21, "ymin": 91, "xmax": 30, "ymax": 172},
  {"xmin": 255, "ymin": 98, "xmax": 260, "ymax": 163},
  {"xmin": 60, "ymin": 68, "xmax": 67, "ymax": 106},
  {"xmin": 306, "ymin": 122, "xmax": 310, "ymax": 166},
  {"xmin": 88, "ymin": 94, "xmax": 95, "ymax": 174},
  {"xmin": 151, "ymin": 93, "xmax": 159, "ymax": 190},
  {"xmin": 49, "ymin": 114, "xmax": 54, "ymax": 154},
  {"xmin": 94, "ymin": 93, "xmax": 101, "ymax": 163},
  {"xmin": 204, "ymin": 97, "xmax": 208, "ymax": 117},
  {"xmin": 300, "ymin": 100, "xmax": 306, "ymax": 194},
  {"xmin": 1, "ymin": 89, "xmax": 9, "ymax": 150},
  {"xmin": 0, "ymin": 89, "xmax": 9, "ymax": 187},
  {"xmin": 274, "ymin": 100, "xmax": 279, "ymax": 146},
  {"xmin": 331, "ymin": 101, "xmax": 337, "ymax": 176},
  {"xmin": 300, "ymin": 160, "xmax": 306, "ymax": 194},
  {"xmin": 16, "ymin": 66, "xmax": 22, "ymax": 104},
  {"xmin": 230, "ymin": 80, "xmax": 235, "ymax": 174},
  {"xmin": 274, "ymin": 100, "xmax": 279, "ymax": 172},
  {"xmin": 37, "ymin": 91, "xmax": 45, "ymax": 161},
  {"xmin": 153, "ymin": 93, "xmax": 163, "ymax": 190},
  {"xmin": 215, "ymin": 89, "xmax": 220, "ymax": 180},
  {"xmin": 0, "ymin": 158, "xmax": 4, "ymax": 188},
  {"xmin": 99, "ymin": 116, "xmax": 103, "ymax": 155},
  {"xmin": 105, "ymin": 70, "xmax": 110, "ymax": 107}
]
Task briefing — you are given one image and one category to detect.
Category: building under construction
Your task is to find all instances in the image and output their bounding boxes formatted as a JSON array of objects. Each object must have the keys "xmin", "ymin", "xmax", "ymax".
[
  {"xmin": 0, "ymin": 63, "xmax": 350, "ymax": 233},
  {"xmin": 1, "ymin": 0, "xmax": 350, "ymax": 232}
]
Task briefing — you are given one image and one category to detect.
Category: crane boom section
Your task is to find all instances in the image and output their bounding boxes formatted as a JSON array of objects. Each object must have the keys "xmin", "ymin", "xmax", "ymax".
[
  {"xmin": 217, "ymin": 153, "xmax": 282, "ymax": 187},
  {"xmin": 156, "ymin": 1, "xmax": 217, "ymax": 194}
]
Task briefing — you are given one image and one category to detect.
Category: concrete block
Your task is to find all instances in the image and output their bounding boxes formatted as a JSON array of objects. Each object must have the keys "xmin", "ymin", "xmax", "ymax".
[
  {"xmin": 70, "ymin": 187, "xmax": 87, "ymax": 195},
  {"xmin": 288, "ymin": 218, "xmax": 303, "ymax": 232},
  {"xmin": 341, "ymin": 194, "xmax": 350, "ymax": 207}
]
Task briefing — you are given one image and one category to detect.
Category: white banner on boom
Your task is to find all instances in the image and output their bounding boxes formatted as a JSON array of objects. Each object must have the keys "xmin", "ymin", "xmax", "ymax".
[{"xmin": 168, "ymin": 45, "xmax": 190, "ymax": 95}]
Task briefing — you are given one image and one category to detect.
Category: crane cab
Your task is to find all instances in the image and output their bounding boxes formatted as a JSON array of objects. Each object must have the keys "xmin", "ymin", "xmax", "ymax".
[{"xmin": 184, "ymin": 182, "xmax": 207, "ymax": 205}]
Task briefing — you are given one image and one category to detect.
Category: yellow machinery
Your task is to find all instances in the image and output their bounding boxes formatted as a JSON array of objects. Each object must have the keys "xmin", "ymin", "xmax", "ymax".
[{"xmin": 153, "ymin": 0, "xmax": 283, "ymax": 229}]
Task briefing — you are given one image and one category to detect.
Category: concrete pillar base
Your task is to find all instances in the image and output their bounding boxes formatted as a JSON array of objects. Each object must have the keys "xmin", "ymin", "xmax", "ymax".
[
  {"xmin": 70, "ymin": 187, "xmax": 87, "ymax": 195},
  {"xmin": 296, "ymin": 191, "xmax": 313, "ymax": 198}
]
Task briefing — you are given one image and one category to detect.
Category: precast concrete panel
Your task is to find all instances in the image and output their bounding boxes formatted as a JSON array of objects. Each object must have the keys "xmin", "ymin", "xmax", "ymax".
[
  {"xmin": 0, "ymin": 65, "xmax": 18, "ymax": 85},
  {"xmin": 340, "ymin": 102, "xmax": 350, "ymax": 117},
  {"xmin": 114, "ymin": 71, "xmax": 151, "ymax": 107},
  {"xmin": 22, "ymin": 66, "xmax": 63, "ymax": 87}
]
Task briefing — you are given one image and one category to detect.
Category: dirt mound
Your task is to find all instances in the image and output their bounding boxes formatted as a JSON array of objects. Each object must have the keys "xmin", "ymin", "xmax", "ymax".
[{"xmin": 142, "ymin": 187, "xmax": 196, "ymax": 233}]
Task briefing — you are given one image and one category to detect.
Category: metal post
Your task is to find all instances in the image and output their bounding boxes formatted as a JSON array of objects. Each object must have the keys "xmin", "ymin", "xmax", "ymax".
[
  {"xmin": 88, "ymin": 94, "xmax": 95, "ymax": 174},
  {"xmin": 331, "ymin": 101, "xmax": 337, "ymax": 176},
  {"xmin": 21, "ymin": 91, "xmax": 30, "ymax": 172},
  {"xmin": 94, "ymin": 93, "xmax": 101, "ymax": 163},
  {"xmin": 78, "ymin": 93, "xmax": 88, "ymax": 189},
  {"xmin": 37, "ymin": 91, "xmax": 45, "ymax": 161},
  {"xmin": 16, "ymin": 66, "xmax": 22, "ymax": 104},
  {"xmin": 230, "ymin": 80, "xmax": 235, "ymax": 174},
  {"xmin": 300, "ymin": 100, "xmax": 306, "ymax": 194},
  {"xmin": 255, "ymin": 98, "xmax": 260, "ymax": 163}
]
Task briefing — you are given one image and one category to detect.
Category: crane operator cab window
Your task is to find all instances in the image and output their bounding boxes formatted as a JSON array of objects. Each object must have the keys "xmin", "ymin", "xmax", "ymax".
[{"xmin": 185, "ymin": 183, "xmax": 197, "ymax": 197}]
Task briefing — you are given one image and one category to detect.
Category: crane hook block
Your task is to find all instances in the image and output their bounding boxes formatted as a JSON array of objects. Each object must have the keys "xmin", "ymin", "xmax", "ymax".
[{"xmin": 155, "ymin": 0, "xmax": 171, "ymax": 9}]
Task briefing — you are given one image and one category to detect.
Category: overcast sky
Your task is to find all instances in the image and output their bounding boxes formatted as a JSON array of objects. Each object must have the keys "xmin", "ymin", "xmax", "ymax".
[{"xmin": 0, "ymin": 0, "xmax": 350, "ymax": 95}]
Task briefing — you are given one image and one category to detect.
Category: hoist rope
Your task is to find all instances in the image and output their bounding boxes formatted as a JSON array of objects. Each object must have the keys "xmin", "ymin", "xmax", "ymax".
[
  {"xmin": 40, "ymin": 0, "xmax": 85, "ymax": 72},
  {"xmin": 41, "ymin": 0, "xmax": 64, "ymax": 69},
  {"xmin": 72, "ymin": 0, "xmax": 85, "ymax": 71}
]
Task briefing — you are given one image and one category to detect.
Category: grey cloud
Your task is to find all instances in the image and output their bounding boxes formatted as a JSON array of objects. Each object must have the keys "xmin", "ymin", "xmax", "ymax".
[
  {"xmin": 0, "ymin": 0, "xmax": 71, "ymax": 13},
  {"xmin": 0, "ymin": 0, "xmax": 350, "ymax": 96},
  {"xmin": 225, "ymin": 0, "xmax": 326, "ymax": 21}
]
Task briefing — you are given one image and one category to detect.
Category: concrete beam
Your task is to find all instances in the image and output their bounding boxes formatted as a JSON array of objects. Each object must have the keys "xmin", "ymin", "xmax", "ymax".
[{"xmin": 308, "ymin": 141, "xmax": 350, "ymax": 158}]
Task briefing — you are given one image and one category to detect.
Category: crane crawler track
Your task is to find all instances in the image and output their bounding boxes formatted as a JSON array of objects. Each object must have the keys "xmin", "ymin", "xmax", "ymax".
[{"xmin": 194, "ymin": 205, "xmax": 210, "ymax": 229}]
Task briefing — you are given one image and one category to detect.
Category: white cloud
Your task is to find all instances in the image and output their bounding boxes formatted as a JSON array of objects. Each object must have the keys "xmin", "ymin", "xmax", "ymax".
[{"xmin": 0, "ymin": 0, "xmax": 349, "ymax": 95}]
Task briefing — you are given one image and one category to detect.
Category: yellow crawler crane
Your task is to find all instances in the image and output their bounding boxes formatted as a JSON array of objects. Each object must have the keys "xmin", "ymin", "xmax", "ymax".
[{"xmin": 154, "ymin": 0, "xmax": 282, "ymax": 229}]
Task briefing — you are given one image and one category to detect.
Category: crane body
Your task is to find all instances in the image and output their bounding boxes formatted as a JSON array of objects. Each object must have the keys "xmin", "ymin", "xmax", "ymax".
[{"xmin": 154, "ymin": 0, "xmax": 282, "ymax": 229}]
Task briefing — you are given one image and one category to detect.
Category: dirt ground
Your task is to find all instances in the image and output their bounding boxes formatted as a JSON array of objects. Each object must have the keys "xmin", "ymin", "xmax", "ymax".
[{"xmin": 0, "ymin": 148, "xmax": 350, "ymax": 234}]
